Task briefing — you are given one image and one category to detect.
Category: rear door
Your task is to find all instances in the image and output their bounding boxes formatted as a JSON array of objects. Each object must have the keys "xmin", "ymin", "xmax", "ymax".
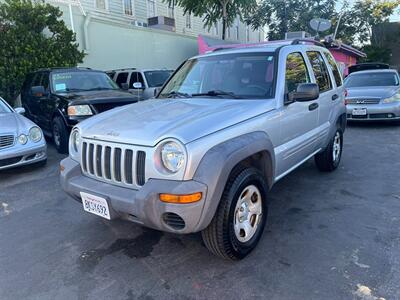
[
  {"xmin": 276, "ymin": 51, "xmax": 319, "ymax": 178},
  {"xmin": 28, "ymin": 73, "xmax": 43, "ymax": 124},
  {"xmin": 305, "ymin": 50, "xmax": 337, "ymax": 145}
]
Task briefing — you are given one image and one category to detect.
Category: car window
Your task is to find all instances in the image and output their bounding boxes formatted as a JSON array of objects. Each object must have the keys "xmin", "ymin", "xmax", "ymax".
[
  {"xmin": 129, "ymin": 72, "xmax": 145, "ymax": 89},
  {"xmin": 116, "ymin": 72, "xmax": 129, "ymax": 88},
  {"xmin": 32, "ymin": 73, "xmax": 42, "ymax": 87},
  {"xmin": 51, "ymin": 71, "xmax": 119, "ymax": 92},
  {"xmin": 307, "ymin": 51, "xmax": 332, "ymax": 93},
  {"xmin": 159, "ymin": 52, "xmax": 276, "ymax": 99},
  {"xmin": 324, "ymin": 52, "xmax": 343, "ymax": 87},
  {"xmin": 345, "ymin": 72, "xmax": 400, "ymax": 87},
  {"xmin": 0, "ymin": 98, "xmax": 12, "ymax": 113},
  {"xmin": 106, "ymin": 71, "xmax": 115, "ymax": 79},
  {"xmin": 285, "ymin": 52, "xmax": 310, "ymax": 93},
  {"xmin": 144, "ymin": 71, "xmax": 173, "ymax": 88},
  {"xmin": 41, "ymin": 73, "xmax": 50, "ymax": 91}
]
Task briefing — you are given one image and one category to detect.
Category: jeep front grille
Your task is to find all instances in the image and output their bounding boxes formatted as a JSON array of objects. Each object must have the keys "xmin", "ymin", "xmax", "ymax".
[
  {"xmin": 81, "ymin": 140, "xmax": 147, "ymax": 188},
  {"xmin": 0, "ymin": 135, "xmax": 15, "ymax": 149}
]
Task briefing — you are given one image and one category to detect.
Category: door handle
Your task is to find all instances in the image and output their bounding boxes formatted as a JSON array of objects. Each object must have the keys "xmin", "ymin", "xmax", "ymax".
[
  {"xmin": 309, "ymin": 103, "xmax": 319, "ymax": 111},
  {"xmin": 332, "ymin": 94, "xmax": 339, "ymax": 101}
]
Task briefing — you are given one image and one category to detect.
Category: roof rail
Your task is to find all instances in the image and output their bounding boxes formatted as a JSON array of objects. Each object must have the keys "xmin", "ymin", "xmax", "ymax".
[
  {"xmin": 291, "ymin": 39, "xmax": 325, "ymax": 47},
  {"xmin": 108, "ymin": 67, "xmax": 137, "ymax": 72}
]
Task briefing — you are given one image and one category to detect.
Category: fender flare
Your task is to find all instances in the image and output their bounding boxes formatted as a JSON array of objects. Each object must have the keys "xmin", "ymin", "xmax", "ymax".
[{"xmin": 192, "ymin": 131, "xmax": 275, "ymax": 232}]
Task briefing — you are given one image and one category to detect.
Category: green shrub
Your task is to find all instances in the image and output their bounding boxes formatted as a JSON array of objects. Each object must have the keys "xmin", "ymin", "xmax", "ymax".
[{"xmin": 0, "ymin": 0, "xmax": 85, "ymax": 106}]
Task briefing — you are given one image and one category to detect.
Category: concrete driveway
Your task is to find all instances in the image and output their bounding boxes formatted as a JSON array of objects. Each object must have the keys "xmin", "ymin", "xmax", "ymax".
[{"xmin": 1, "ymin": 123, "xmax": 399, "ymax": 300}]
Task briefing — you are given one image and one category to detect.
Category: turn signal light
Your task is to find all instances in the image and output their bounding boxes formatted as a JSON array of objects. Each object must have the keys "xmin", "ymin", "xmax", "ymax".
[{"xmin": 159, "ymin": 192, "xmax": 202, "ymax": 204}]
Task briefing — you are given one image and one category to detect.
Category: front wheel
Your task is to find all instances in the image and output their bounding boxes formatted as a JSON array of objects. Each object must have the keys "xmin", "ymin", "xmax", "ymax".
[
  {"xmin": 201, "ymin": 168, "xmax": 269, "ymax": 260},
  {"xmin": 314, "ymin": 128, "xmax": 343, "ymax": 172},
  {"xmin": 52, "ymin": 117, "xmax": 69, "ymax": 154}
]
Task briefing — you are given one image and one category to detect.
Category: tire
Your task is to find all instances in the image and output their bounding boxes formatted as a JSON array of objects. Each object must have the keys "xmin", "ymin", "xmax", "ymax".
[
  {"xmin": 52, "ymin": 117, "xmax": 69, "ymax": 154},
  {"xmin": 314, "ymin": 128, "xmax": 343, "ymax": 172},
  {"xmin": 201, "ymin": 167, "xmax": 269, "ymax": 260}
]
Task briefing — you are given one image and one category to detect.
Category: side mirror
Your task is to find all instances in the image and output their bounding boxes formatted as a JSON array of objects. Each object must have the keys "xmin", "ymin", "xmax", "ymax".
[
  {"xmin": 132, "ymin": 82, "xmax": 143, "ymax": 89},
  {"xmin": 14, "ymin": 107, "xmax": 25, "ymax": 115},
  {"xmin": 287, "ymin": 83, "xmax": 319, "ymax": 103},
  {"xmin": 31, "ymin": 86, "xmax": 47, "ymax": 97},
  {"xmin": 121, "ymin": 83, "xmax": 129, "ymax": 90}
]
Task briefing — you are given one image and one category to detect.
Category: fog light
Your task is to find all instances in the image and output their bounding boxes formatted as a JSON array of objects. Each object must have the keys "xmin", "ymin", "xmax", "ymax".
[{"xmin": 159, "ymin": 192, "xmax": 202, "ymax": 204}]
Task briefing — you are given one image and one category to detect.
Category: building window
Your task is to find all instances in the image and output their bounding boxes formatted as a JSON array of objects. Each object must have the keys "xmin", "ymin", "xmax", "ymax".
[
  {"xmin": 123, "ymin": 0, "xmax": 133, "ymax": 16},
  {"xmin": 246, "ymin": 25, "xmax": 250, "ymax": 42},
  {"xmin": 147, "ymin": 0, "xmax": 156, "ymax": 17},
  {"xmin": 95, "ymin": 0, "xmax": 107, "ymax": 10},
  {"xmin": 168, "ymin": 2, "xmax": 174, "ymax": 18},
  {"xmin": 186, "ymin": 13, "xmax": 192, "ymax": 29}
]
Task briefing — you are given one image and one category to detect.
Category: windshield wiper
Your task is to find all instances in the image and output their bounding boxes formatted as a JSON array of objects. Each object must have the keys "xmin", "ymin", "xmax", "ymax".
[
  {"xmin": 162, "ymin": 91, "xmax": 192, "ymax": 98},
  {"xmin": 87, "ymin": 87, "xmax": 114, "ymax": 91},
  {"xmin": 191, "ymin": 90, "xmax": 242, "ymax": 99}
]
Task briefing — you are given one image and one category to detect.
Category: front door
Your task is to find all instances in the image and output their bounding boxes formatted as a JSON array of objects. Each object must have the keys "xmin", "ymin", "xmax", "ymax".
[{"xmin": 275, "ymin": 51, "xmax": 320, "ymax": 178}]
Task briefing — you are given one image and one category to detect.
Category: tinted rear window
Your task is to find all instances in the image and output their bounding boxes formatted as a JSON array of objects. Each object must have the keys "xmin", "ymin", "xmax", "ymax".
[{"xmin": 345, "ymin": 72, "xmax": 399, "ymax": 87}]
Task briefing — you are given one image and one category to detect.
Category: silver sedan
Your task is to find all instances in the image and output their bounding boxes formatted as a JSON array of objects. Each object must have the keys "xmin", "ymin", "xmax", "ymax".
[
  {"xmin": 345, "ymin": 69, "xmax": 400, "ymax": 121},
  {"xmin": 0, "ymin": 97, "xmax": 47, "ymax": 170}
]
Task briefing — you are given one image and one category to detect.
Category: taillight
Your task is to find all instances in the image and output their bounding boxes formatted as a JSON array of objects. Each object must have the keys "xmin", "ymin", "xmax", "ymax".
[
  {"xmin": 344, "ymin": 89, "xmax": 348, "ymax": 97},
  {"xmin": 345, "ymin": 99, "xmax": 349, "ymax": 105}
]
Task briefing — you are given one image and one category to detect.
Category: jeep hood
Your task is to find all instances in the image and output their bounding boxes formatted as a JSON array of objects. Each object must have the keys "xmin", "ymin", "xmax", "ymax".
[
  {"xmin": 78, "ymin": 98, "xmax": 275, "ymax": 146},
  {"xmin": 56, "ymin": 89, "xmax": 140, "ymax": 104}
]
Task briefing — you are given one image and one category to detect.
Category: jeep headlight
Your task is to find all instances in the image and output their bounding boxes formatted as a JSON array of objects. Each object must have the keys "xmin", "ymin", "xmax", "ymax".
[
  {"xmin": 29, "ymin": 127, "xmax": 42, "ymax": 143},
  {"xmin": 382, "ymin": 92, "xmax": 400, "ymax": 103},
  {"xmin": 69, "ymin": 129, "xmax": 81, "ymax": 161},
  {"xmin": 67, "ymin": 105, "xmax": 93, "ymax": 116},
  {"xmin": 160, "ymin": 141, "xmax": 186, "ymax": 173}
]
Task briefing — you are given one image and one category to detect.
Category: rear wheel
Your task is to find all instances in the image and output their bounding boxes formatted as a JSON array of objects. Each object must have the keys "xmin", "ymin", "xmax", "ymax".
[
  {"xmin": 315, "ymin": 129, "xmax": 343, "ymax": 172},
  {"xmin": 201, "ymin": 167, "xmax": 268, "ymax": 260},
  {"xmin": 52, "ymin": 117, "xmax": 68, "ymax": 154}
]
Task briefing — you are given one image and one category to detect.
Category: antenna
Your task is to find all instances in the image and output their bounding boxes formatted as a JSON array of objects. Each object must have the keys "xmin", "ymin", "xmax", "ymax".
[{"xmin": 310, "ymin": 18, "xmax": 332, "ymax": 39}]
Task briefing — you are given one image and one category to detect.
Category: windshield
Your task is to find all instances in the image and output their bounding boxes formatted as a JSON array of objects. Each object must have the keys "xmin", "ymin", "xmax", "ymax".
[
  {"xmin": 0, "ymin": 98, "xmax": 12, "ymax": 113},
  {"xmin": 345, "ymin": 72, "xmax": 399, "ymax": 88},
  {"xmin": 145, "ymin": 70, "xmax": 173, "ymax": 88},
  {"xmin": 159, "ymin": 52, "xmax": 276, "ymax": 99},
  {"xmin": 51, "ymin": 71, "xmax": 119, "ymax": 93}
]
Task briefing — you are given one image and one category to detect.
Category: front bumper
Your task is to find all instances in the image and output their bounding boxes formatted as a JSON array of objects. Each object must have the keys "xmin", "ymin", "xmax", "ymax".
[
  {"xmin": 346, "ymin": 102, "xmax": 400, "ymax": 121},
  {"xmin": 60, "ymin": 157, "xmax": 208, "ymax": 234},
  {"xmin": 0, "ymin": 142, "xmax": 47, "ymax": 170}
]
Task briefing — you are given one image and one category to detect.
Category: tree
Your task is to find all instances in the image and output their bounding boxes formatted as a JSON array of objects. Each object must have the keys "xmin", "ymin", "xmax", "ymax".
[
  {"xmin": 247, "ymin": 0, "xmax": 337, "ymax": 41},
  {"xmin": 164, "ymin": 0, "xmax": 257, "ymax": 40},
  {"xmin": 0, "ymin": 0, "xmax": 85, "ymax": 105},
  {"xmin": 337, "ymin": 0, "xmax": 400, "ymax": 45}
]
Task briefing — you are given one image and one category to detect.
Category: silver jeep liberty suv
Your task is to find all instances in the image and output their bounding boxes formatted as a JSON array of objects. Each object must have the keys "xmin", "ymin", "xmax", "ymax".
[{"xmin": 60, "ymin": 40, "xmax": 346, "ymax": 260}]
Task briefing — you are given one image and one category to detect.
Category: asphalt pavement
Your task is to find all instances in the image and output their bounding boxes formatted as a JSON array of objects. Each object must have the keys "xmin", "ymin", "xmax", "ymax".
[{"xmin": 1, "ymin": 123, "xmax": 399, "ymax": 300}]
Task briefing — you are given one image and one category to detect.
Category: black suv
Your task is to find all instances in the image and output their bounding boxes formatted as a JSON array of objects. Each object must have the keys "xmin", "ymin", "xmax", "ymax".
[{"xmin": 21, "ymin": 68, "xmax": 140, "ymax": 153}]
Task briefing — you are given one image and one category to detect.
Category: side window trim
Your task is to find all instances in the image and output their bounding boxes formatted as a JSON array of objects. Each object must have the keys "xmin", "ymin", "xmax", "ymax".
[
  {"xmin": 323, "ymin": 51, "xmax": 343, "ymax": 88},
  {"xmin": 306, "ymin": 50, "xmax": 333, "ymax": 93},
  {"xmin": 285, "ymin": 51, "xmax": 311, "ymax": 95}
]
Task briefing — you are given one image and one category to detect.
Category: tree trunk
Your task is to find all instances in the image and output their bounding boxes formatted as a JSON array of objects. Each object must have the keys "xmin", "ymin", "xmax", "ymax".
[{"xmin": 222, "ymin": 2, "xmax": 227, "ymax": 40}]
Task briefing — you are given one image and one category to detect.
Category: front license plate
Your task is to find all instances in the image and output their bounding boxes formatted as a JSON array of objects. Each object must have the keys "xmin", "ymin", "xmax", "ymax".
[
  {"xmin": 352, "ymin": 108, "xmax": 367, "ymax": 116},
  {"xmin": 80, "ymin": 192, "xmax": 110, "ymax": 220}
]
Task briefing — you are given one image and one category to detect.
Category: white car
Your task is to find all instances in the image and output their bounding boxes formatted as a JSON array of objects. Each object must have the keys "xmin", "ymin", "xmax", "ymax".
[{"xmin": 0, "ymin": 97, "xmax": 47, "ymax": 170}]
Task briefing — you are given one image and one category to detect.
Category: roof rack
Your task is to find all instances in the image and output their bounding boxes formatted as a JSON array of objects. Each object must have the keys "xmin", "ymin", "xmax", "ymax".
[
  {"xmin": 107, "ymin": 67, "xmax": 137, "ymax": 72},
  {"xmin": 291, "ymin": 39, "xmax": 325, "ymax": 47}
]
